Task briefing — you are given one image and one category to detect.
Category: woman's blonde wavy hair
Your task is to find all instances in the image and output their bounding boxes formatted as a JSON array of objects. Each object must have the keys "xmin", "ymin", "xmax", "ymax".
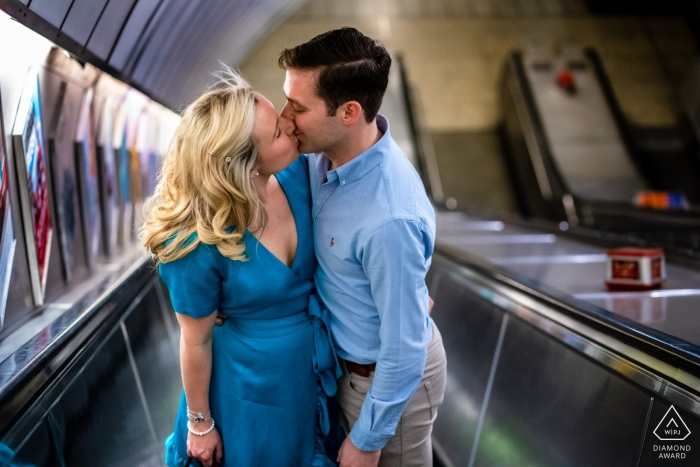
[{"xmin": 140, "ymin": 67, "xmax": 265, "ymax": 263}]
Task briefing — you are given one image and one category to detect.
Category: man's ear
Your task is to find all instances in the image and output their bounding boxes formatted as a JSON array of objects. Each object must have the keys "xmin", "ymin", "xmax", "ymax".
[{"xmin": 338, "ymin": 101, "xmax": 363, "ymax": 126}]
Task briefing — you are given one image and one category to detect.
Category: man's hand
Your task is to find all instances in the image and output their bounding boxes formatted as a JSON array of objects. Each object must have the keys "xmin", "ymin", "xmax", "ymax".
[
  {"xmin": 215, "ymin": 312, "xmax": 226, "ymax": 326},
  {"xmin": 337, "ymin": 436, "xmax": 381, "ymax": 467},
  {"xmin": 429, "ymin": 296, "xmax": 434, "ymax": 315}
]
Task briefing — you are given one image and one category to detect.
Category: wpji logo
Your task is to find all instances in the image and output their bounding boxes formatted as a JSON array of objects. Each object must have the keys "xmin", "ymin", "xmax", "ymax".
[{"xmin": 654, "ymin": 406, "xmax": 691, "ymax": 441}]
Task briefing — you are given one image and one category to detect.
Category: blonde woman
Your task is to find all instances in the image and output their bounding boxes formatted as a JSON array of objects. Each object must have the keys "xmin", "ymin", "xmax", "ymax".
[{"xmin": 141, "ymin": 70, "xmax": 339, "ymax": 467}]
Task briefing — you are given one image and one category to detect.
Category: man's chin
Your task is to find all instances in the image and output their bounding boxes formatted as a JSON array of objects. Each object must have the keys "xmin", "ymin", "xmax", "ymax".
[{"xmin": 298, "ymin": 141, "xmax": 316, "ymax": 154}]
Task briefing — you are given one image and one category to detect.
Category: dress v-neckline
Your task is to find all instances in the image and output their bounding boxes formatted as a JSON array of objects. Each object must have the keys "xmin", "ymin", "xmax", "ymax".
[{"xmin": 247, "ymin": 174, "xmax": 300, "ymax": 271}]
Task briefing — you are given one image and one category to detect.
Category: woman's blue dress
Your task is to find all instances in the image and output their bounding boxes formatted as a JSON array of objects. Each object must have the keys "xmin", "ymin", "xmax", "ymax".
[{"xmin": 159, "ymin": 156, "xmax": 340, "ymax": 467}]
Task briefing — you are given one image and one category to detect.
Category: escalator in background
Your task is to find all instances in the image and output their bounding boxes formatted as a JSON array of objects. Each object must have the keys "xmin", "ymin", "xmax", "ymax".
[{"xmin": 500, "ymin": 42, "xmax": 700, "ymax": 257}]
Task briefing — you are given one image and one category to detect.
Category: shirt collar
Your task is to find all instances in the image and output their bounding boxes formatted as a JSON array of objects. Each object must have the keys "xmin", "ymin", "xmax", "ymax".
[{"xmin": 320, "ymin": 114, "xmax": 391, "ymax": 186}]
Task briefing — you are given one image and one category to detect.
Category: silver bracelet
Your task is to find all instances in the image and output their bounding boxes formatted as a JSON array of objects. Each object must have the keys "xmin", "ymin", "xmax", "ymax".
[
  {"xmin": 187, "ymin": 418, "xmax": 216, "ymax": 436},
  {"xmin": 187, "ymin": 409, "xmax": 212, "ymax": 423}
]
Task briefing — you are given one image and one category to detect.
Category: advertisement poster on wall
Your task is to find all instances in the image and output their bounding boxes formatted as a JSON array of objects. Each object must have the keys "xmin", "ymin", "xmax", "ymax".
[
  {"xmin": 129, "ymin": 114, "xmax": 144, "ymax": 229},
  {"xmin": 45, "ymin": 74, "xmax": 88, "ymax": 286},
  {"xmin": 0, "ymin": 95, "xmax": 17, "ymax": 329},
  {"xmin": 118, "ymin": 127, "xmax": 132, "ymax": 246},
  {"xmin": 142, "ymin": 111, "xmax": 159, "ymax": 198},
  {"xmin": 119, "ymin": 90, "xmax": 148, "ymax": 246},
  {"xmin": 12, "ymin": 74, "xmax": 52, "ymax": 305},
  {"xmin": 96, "ymin": 96, "xmax": 118, "ymax": 256},
  {"xmin": 137, "ymin": 113, "xmax": 150, "ymax": 202},
  {"xmin": 146, "ymin": 151, "xmax": 158, "ymax": 196},
  {"xmin": 75, "ymin": 88, "xmax": 101, "ymax": 267}
]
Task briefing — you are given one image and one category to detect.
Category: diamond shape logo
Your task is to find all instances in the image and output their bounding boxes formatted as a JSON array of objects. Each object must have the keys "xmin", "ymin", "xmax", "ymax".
[{"xmin": 654, "ymin": 406, "xmax": 691, "ymax": 441}]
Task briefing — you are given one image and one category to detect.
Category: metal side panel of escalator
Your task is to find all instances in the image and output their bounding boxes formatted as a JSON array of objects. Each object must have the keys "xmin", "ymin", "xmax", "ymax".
[{"xmin": 428, "ymin": 244, "xmax": 700, "ymax": 467}]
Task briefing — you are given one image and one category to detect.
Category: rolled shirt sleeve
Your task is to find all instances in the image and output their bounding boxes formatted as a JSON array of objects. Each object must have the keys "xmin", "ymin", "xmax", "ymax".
[{"xmin": 349, "ymin": 218, "xmax": 433, "ymax": 451}]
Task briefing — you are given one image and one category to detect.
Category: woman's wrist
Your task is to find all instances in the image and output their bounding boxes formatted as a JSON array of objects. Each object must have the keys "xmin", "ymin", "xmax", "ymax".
[
  {"xmin": 187, "ymin": 418, "xmax": 216, "ymax": 436},
  {"xmin": 190, "ymin": 419, "xmax": 213, "ymax": 428},
  {"xmin": 187, "ymin": 407, "xmax": 212, "ymax": 423}
]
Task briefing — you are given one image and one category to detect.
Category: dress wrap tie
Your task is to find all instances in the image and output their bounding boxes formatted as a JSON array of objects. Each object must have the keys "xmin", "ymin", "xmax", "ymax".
[{"xmin": 308, "ymin": 294, "xmax": 342, "ymax": 467}]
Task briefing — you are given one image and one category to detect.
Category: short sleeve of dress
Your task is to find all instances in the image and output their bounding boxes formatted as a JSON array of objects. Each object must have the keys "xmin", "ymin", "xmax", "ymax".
[{"xmin": 159, "ymin": 242, "xmax": 221, "ymax": 318}]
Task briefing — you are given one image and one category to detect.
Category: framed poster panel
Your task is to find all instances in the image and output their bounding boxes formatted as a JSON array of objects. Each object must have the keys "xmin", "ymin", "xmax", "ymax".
[
  {"xmin": 137, "ymin": 112, "xmax": 151, "ymax": 201},
  {"xmin": 115, "ymin": 107, "xmax": 132, "ymax": 248},
  {"xmin": 42, "ymin": 69, "xmax": 88, "ymax": 286},
  {"xmin": 129, "ymin": 135, "xmax": 142, "ymax": 231},
  {"xmin": 146, "ymin": 150, "xmax": 158, "ymax": 196},
  {"xmin": 94, "ymin": 95, "xmax": 118, "ymax": 257},
  {"xmin": 11, "ymin": 74, "xmax": 52, "ymax": 305},
  {"xmin": 143, "ymin": 109, "xmax": 160, "ymax": 198},
  {"xmin": 0, "ymin": 96, "xmax": 17, "ymax": 330},
  {"xmin": 74, "ymin": 88, "xmax": 101, "ymax": 268},
  {"xmin": 120, "ymin": 90, "xmax": 149, "ymax": 245}
]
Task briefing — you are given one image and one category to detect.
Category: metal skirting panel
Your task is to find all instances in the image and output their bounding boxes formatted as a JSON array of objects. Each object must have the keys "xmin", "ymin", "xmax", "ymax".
[
  {"xmin": 429, "ymin": 269, "xmax": 507, "ymax": 466},
  {"xmin": 473, "ymin": 313, "xmax": 648, "ymax": 467},
  {"xmin": 429, "ymin": 253, "xmax": 700, "ymax": 466},
  {"xmin": 0, "ymin": 417, "xmax": 63, "ymax": 467},
  {"xmin": 50, "ymin": 322, "xmax": 161, "ymax": 465},
  {"xmin": 122, "ymin": 280, "xmax": 181, "ymax": 447},
  {"xmin": 0, "ymin": 275, "xmax": 180, "ymax": 467}
]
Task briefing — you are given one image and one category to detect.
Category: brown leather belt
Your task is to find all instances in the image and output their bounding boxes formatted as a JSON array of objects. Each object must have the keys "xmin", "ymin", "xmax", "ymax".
[{"xmin": 343, "ymin": 359, "xmax": 376, "ymax": 377}]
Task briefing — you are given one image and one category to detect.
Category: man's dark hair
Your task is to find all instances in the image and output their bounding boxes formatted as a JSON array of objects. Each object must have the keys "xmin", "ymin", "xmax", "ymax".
[{"xmin": 279, "ymin": 27, "xmax": 391, "ymax": 123}]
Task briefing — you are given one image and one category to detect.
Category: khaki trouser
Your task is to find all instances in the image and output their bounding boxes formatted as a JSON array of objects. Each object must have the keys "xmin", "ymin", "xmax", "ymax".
[{"xmin": 337, "ymin": 319, "xmax": 447, "ymax": 467}]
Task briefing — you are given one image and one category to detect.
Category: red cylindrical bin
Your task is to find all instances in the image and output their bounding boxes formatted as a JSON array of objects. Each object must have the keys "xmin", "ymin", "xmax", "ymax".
[{"xmin": 605, "ymin": 248, "xmax": 665, "ymax": 291}]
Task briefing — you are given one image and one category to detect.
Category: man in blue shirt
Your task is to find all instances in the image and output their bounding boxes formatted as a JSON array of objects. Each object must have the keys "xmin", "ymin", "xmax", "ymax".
[{"xmin": 279, "ymin": 28, "xmax": 447, "ymax": 467}]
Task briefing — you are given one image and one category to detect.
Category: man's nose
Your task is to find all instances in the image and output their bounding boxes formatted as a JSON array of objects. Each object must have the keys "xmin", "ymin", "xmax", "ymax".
[
  {"xmin": 280, "ymin": 115, "xmax": 296, "ymax": 135},
  {"xmin": 280, "ymin": 101, "xmax": 294, "ymax": 120}
]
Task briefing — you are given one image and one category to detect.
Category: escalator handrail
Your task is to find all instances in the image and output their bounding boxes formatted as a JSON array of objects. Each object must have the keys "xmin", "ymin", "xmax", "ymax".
[
  {"xmin": 584, "ymin": 198, "xmax": 700, "ymax": 226},
  {"xmin": 584, "ymin": 48, "xmax": 642, "ymax": 174},
  {"xmin": 434, "ymin": 241, "xmax": 700, "ymax": 387},
  {"xmin": 0, "ymin": 255, "xmax": 153, "ymax": 437},
  {"xmin": 396, "ymin": 55, "xmax": 429, "ymax": 193},
  {"xmin": 508, "ymin": 51, "xmax": 571, "ymax": 200},
  {"xmin": 395, "ymin": 54, "xmax": 445, "ymax": 204}
]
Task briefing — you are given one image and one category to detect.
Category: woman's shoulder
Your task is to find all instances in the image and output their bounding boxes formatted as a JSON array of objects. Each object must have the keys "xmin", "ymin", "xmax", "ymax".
[
  {"xmin": 158, "ymin": 233, "xmax": 223, "ymax": 318},
  {"xmin": 160, "ymin": 233, "xmax": 221, "ymax": 267}
]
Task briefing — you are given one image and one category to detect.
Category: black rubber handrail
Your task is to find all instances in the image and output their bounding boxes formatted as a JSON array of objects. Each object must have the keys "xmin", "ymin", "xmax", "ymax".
[
  {"xmin": 584, "ymin": 48, "xmax": 643, "ymax": 176},
  {"xmin": 434, "ymin": 242, "xmax": 700, "ymax": 386},
  {"xmin": 509, "ymin": 52, "xmax": 571, "ymax": 200},
  {"xmin": 395, "ymin": 54, "xmax": 433, "ymax": 197},
  {"xmin": 0, "ymin": 256, "xmax": 153, "ymax": 437}
]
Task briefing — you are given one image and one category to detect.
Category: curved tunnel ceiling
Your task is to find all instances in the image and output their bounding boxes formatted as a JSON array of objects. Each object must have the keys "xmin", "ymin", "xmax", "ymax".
[{"xmin": 0, "ymin": 0, "xmax": 306, "ymax": 109}]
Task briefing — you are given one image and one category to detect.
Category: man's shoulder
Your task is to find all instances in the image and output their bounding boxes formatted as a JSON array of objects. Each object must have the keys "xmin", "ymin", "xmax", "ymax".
[{"xmin": 374, "ymin": 142, "xmax": 434, "ymax": 226}]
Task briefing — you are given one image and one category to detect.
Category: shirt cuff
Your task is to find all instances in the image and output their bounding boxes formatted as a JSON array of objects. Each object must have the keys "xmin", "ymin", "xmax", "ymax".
[{"xmin": 349, "ymin": 425, "xmax": 392, "ymax": 452}]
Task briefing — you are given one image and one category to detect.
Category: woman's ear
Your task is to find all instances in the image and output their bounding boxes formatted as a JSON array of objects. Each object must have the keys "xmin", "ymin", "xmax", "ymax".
[{"xmin": 339, "ymin": 101, "xmax": 363, "ymax": 126}]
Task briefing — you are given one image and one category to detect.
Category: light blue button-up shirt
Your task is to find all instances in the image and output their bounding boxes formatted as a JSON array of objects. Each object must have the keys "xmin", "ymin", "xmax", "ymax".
[{"xmin": 308, "ymin": 115, "xmax": 436, "ymax": 451}]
